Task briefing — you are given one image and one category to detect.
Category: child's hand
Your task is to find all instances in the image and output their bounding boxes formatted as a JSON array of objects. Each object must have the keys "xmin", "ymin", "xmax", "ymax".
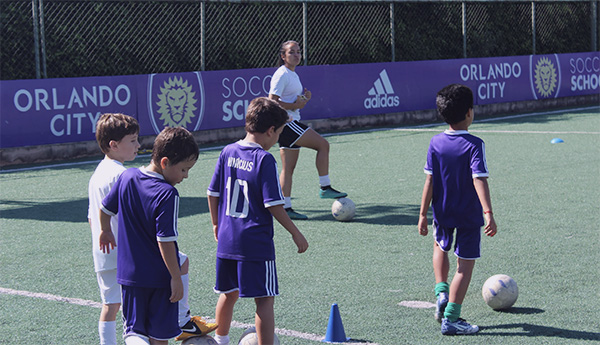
[
  {"xmin": 484, "ymin": 214, "xmax": 497, "ymax": 237},
  {"xmin": 213, "ymin": 224, "xmax": 219, "ymax": 242},
  {"xmin": 99, "ymin": 231, "xmax": 116, "ymax": 254},
  {"xmin": 418, "ymin": 215, "xmax": 429, "ymax": 236},
  {"xmin": 169, "ymin": 277, "xmax": 184, "ymax": 303},
  {"xmin": 293, "ymin": 232, "xmax": 309, "ymax": 253}
]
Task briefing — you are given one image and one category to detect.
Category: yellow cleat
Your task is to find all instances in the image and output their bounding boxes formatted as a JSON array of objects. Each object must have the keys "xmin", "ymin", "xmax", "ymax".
[{"xmin": 175, "ymin": 316, "xmax": 218, "ymax": 341}]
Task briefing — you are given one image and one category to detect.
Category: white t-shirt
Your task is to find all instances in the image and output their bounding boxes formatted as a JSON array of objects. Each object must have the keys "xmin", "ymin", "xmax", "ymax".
[
  {"xmin": 88, "ymin": 157, "xmax": 126, "ymax": 272},
  {"xmin": 269, "ymin": 65, "xmax": 303, "ymax": 121}
]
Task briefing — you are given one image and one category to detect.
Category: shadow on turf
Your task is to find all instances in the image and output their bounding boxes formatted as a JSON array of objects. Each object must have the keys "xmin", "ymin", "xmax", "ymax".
[
  {"xmin": 0, "ymin": 196, "xmax": 207, "ymax": 223},
  {"xmin": 305, "ymin": 204, "xmax": 420, "ymax": 225},
  {"xmin": 480, "ymin": 323, "xmax": 600, "ymax": 340},
  {"xmin": 497, "ymin": 307, "xmax": 545, "ymax": 315}
]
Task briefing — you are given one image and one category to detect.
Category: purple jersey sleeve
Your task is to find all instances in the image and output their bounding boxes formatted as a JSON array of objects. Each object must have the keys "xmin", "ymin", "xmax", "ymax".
[{"xmin": 260, "ymin": 154, "xmax": 285, "ymax": 208}]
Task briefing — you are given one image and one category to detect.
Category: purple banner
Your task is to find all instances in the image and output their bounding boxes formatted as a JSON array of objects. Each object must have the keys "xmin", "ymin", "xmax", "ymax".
[
  {"xmin": 1, "ymin": 52, "xmax": 597, "ymax": 149},
  {"xmin": 1, "ymin": 75, "xmax": 138, "ymax": 148}
]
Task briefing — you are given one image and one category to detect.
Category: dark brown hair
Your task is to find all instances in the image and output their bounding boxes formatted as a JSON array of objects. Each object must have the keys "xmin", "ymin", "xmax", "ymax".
[
  {"xmin": 95, "ymin": 113, "xmax": 139, "ymax": 154},
  {"xmin": 245, "ymin": 97, "xmax": 288, "ymax": 134},
  {"xmin": 277, "ymin": 40, "xmax": 299, "ymax": 66},
  {"xmin": 151, "ymin": 127, "xmax": 199, "ymax": 166}
]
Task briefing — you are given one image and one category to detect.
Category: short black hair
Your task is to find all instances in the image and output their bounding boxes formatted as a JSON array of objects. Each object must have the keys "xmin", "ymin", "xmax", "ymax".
[
  {"xmin": 436, "ymin": 84, "xmax": 473, "ymax": 125},
  {"xmin": 151, "ymin": 127, "xmax": 199, "ymax": 166},
  {"xmin": 245, "ymin": 97, "xmax": 288, "ymax": 134}
]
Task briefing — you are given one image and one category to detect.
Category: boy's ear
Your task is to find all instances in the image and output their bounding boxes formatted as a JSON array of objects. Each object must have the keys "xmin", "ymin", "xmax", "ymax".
[
  {"xmin": 108, "ymin": 140, "xmax": 119, "ymax": 150},
  {"xmin": 159, "ymin": 156, "xmax": 170, "ymax": 169},
  {"xmin": 267, "ymin": 125, "xmax": 276, "ymax": 136}
]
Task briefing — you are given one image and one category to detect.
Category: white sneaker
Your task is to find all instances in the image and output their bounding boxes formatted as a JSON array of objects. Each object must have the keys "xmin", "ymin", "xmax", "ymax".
[{"xmin": 441, "ymin": 318, "xmax": 479, "ymax": 335}]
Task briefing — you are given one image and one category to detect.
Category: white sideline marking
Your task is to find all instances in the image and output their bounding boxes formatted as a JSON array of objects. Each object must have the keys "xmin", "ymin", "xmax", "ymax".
[
  {"xmin": 0, "ymin": 287, "xmax": 380, "ymax": 344},
  {"xmin": 393, "ymin": 128, "xmax": 600, "ymax": 135},
  {"xmin": 328, "ymin": 105, "xmax": 600, "ymax": 136},
  {"xmin": 0, "ymin": 287, "xmax": 103, "ymax": 308},
  {"xmin": 1, "ymin": 106, "xmax": 597, "ymax": 175}
]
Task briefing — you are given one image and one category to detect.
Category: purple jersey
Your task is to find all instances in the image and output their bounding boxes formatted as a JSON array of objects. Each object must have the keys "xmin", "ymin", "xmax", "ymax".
[
  {"xmin": 207, "ymin": 141, "xmax": 285, "ymax": 261},
  {"xmin": 424, "ymin": 130, "xmax": 489, "ymax": 228},
  {"xmin": 102, "ymin": 167, "xmax": 179, "ymax": 288}
]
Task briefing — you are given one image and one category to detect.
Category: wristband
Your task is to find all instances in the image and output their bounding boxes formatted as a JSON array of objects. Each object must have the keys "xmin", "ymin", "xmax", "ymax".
[{"xmin": 484, "ymin": 210, "xmax": 493, "ymax": 214}]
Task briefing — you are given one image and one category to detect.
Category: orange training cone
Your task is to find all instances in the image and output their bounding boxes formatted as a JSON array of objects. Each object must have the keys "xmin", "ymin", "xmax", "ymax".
[{"xmin": 322, "ymin": 303, "xmax": 350, "ymax": 343}]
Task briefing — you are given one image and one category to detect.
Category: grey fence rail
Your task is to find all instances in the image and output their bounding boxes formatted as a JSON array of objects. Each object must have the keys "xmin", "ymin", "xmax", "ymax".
[{"xmin": 1, "ymin": 0, "xmax": 598, "ymax": 80}]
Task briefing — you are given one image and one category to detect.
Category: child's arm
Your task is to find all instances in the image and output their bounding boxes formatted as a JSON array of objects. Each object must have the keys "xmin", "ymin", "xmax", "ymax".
[
  {"xmin": 473, "ymin": 177, "xmax": 497, "ymax": 237},
  {"xmin": 268, "ymin": 205, "xmax": 308, "ymax": 253},
  {"xmin": 158, "ymin": 241, "xmax": 183, "ymax": 303},
  {"xmin": 418, "ymin": 174, "xmax": 433, "ymax": 236},
  {"xmin": 99, "ymin": 209, "xmax": 116, "ymax": 253},
  {"xmin": 207, "ymin": 195, "xmax": 220, "ymax": 242}
]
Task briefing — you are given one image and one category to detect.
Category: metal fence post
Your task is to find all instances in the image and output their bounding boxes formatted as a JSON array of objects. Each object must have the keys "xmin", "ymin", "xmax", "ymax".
[
  {"xmin": 303, "ymin": 1, "xmax": 308, "ymax": 66},
  {"xmin": 39, "ymin": 0, "xmax": 47, "ymax": 78},
  {"xmin": 592, "ymin": 0, "xmax": 598, "ymax": 51},
  {"xmin": 31, "ymin": 0, "xmax": 41, "ymax": 79},
  {"xmin": 462, "ymin": 1, "xmax": 467, "ymax": 58},
  {"xmin": 201, "ymin": 1, "xmax": 205, "ymax": 71},
  {"xmin": 390, "ymin": 2, "xmax": 395, "ymax": 62},
  {"xmin": 532, "ymin": 1, "xmax": 536, "ymax": 55}
]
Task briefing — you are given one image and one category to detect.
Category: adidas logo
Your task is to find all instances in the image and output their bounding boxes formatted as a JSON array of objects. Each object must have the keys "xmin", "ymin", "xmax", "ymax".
[{"xmin": 364, "ymin": 69, "xmax": 400, "ymax": 109}]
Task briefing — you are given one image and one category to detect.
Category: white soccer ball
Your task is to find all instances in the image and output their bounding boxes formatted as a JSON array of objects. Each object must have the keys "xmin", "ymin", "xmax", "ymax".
[
  {"xmin": 238, "ymin": 327, "xmax": 280, "ymax": 345},
  {"xmin": 331, "ymin": 197, "xmax": 355, "ymax": 222},
  {"xmin": 482, "ymin": 274, "xmax": 518, "ymax": 310},
  {"xmin": 182, "ymin": 335, "xmax": 218, "ymax": 345}
]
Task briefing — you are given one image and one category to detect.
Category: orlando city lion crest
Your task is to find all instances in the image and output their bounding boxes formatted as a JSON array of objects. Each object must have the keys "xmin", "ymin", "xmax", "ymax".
[
  {"xmin": 530, "ymin": 55, "xmax": 560, "ymax": 99},
  {"xmin": 148, "ymin": 72, "xmax": 204, "ymax": 134}
]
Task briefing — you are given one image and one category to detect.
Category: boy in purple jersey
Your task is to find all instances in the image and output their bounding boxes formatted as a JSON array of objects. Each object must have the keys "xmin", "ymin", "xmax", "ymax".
[
  {"xmin": 99, "ymin": 127, "xmax": 213, "ymax": 345},
  {"xmin": 418, "ymin": 84, "xmax": 497, "ymax": 335},
  {"xmin": 207, "ymin": 97, "xmax": 309, "ymax": 345}
]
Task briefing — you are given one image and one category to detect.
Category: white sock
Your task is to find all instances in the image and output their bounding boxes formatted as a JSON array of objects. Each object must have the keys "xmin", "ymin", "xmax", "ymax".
[
  {"xmin": 284, "ymin": 197, "xmax": 292, "ymax": 209},
  {"xmin": 319, "ymin": 175, "xmax": 331, "ymax": 187},
  {"xmin": 213, "ymin": 334, "xmax": 230, "ymax": 345},
  {"xmin": 99, "ymin": 321, "xmax": 117, "ymax": 345},
  {"xmin": 178, "ymin": 273, "xmax": 191, "ymax": 327}
]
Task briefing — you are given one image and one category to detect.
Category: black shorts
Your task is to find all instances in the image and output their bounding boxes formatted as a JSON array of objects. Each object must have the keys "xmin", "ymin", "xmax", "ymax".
[{"xmin": 278, "ymin": 120, "xmax": 309, "ymax": 149}]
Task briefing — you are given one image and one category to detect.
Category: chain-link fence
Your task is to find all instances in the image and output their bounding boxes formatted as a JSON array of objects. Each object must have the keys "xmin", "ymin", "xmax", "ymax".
[{"xmin": 1, "ymin": 0, "xmax": 598, "ymax": 80}]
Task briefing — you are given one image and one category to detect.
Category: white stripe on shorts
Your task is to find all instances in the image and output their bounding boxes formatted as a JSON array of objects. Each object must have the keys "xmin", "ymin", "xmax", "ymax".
[
  {"xmin": 287, "ymin": 120, "xmax": 308, "ymax": 136},
  {"xmin": 265, "ymin": 261, "xmax": 277, "ymax": 296}
]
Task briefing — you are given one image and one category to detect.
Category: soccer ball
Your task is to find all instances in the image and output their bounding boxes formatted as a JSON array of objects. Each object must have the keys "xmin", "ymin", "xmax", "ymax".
[
  {"xmin": 482, "ymin": 274, "xmax": 518, "ymax": 310},
  {"xmin": 331, "ymin": 197, "xmax": 355, "ymax": 222},
  {"xmin": 182, "ymin": 335, "xmax": 218, "ymax": 345},
  {"xmin": 238, "ymin": 326, "xmax": 280, "ymax": 345}
]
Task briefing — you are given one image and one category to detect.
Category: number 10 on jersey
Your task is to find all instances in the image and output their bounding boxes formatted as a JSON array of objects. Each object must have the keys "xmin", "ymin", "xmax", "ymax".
[{"xmin": 225, "ymin": 177, "xmax": 249, "ymax": 218}]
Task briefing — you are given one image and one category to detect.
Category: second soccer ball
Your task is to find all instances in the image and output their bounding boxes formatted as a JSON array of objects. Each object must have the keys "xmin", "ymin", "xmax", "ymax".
[{"xmin": 331, "ymin": 197, "xmax": 356, "ymax": 222}]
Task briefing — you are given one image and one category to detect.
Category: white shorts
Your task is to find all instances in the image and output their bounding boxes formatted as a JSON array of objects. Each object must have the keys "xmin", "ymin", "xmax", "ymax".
[{"xmin": 96, "ymin": 269, "xmax": 121, "ymax": 305}]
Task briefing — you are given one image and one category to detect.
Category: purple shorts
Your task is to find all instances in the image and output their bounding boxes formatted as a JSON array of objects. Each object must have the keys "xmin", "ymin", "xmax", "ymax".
[
  {"xmin": 433, "ymin": 220, "xmax": 481, "ymax": 259},
  {"xmin": 214, "ymin": 258, "xmax": 279, "ymax": 298},
  {"xmin": 121, "ymin": 285, "xmax": 181, "ymax": 340}
]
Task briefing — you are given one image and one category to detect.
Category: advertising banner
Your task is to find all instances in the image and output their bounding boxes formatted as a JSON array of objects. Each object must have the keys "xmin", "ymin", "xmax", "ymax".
[{"xmin": 1, "ymin": 52, "xmax": 597, "ymax": 148}]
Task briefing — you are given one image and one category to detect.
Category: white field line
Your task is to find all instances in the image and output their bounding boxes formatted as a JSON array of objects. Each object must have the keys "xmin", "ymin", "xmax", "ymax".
[
  {"xmin": 0, "ymin": 287, "xmax": 103, "ymax": 308},
  {"xmin": 0, "ymin": 286, "xmax": 380, "ymax": 344},
  {"xmin": 1, "ymin": 106, "xmax": 597, "ymax": 175},
  {"xmin": 324, "ymin": 105, "xmax": 600, "ymax": 137},
  {"xmin": 392, "ymin": 128, "xmax": 600, "ymax": 135}
]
